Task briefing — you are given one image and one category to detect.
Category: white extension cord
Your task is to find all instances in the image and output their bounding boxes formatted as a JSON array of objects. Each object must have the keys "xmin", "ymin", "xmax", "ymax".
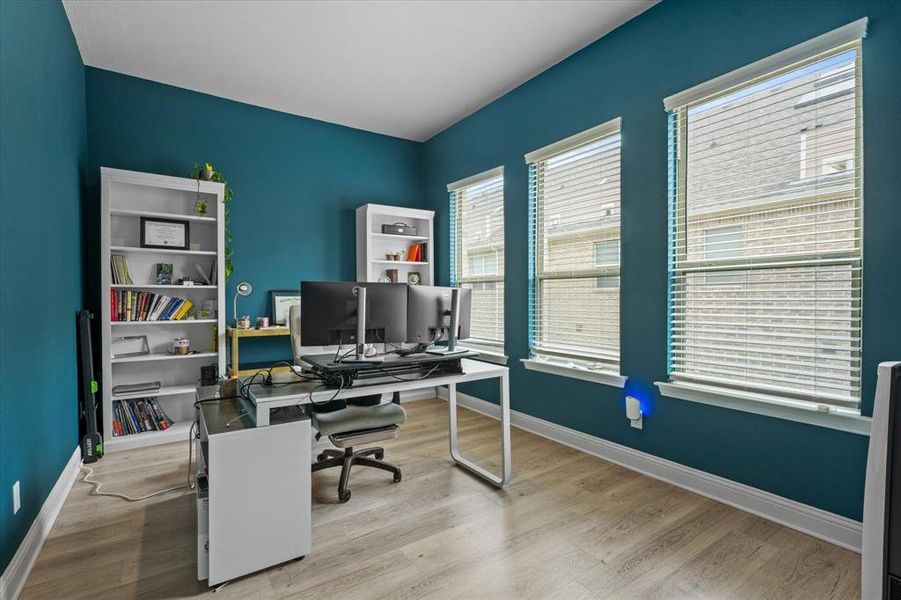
[{"xmin": 78, "ymin": 421, "xmax": 197, "ymax": 502}]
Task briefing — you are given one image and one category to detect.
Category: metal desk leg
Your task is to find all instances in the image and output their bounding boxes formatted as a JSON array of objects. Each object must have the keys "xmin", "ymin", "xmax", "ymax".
[{"xmin": 447, "ymin": 374, "xmax": 512, "ymax": 487}]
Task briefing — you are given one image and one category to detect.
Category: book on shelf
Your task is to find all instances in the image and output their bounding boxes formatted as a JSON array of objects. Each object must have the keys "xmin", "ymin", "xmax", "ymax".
[
  {"xmin": 405, "ymin": 243, "xmax": 426, "ymax": 263},
  {"xmin": 110, "ymin": 254, "xmax": 134, "ymax": 285},
  {"xmin": 111, "ymin": 397, "xmax": 175, "ymax": 437},
  {"xmin": 111, "ymin": 290, "xmax": 194, "ymax": 322}
]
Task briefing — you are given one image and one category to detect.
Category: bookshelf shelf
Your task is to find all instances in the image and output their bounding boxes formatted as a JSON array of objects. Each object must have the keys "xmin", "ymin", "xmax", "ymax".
[
  {"xmin": 112, "ymin": 384, "xmax": 197, "ymax": 400},
  {"xmin": 111, "ymin": 284, "xmax": 217, "ymax": 290},
  {"xmin": 110, "ymin": 208, "xmax": 217, "ymax": 223},
  {"xmin": 110, "ymin": 245, "xmax": 217, "ymax": 256},
  {"xmin": 105, "ymin": 419, "xmax": 193, "ymax": 451},
  {"xmin": 101, "ymin": 167, "xmax": 225, "ymax": 452},
  {"xmin": 371, "ymin": 259, "xmax": 429, "ymax": 266},
  {"xmin": 370, "ymin": 232, "xmax": 429, "ymax": 242},
  {"xmin": 356, "ymin": 204, "xmax": 434, "ymax": 285},
  {"xmin": 111, "ymin": 351, "xmax": 219, "ymax": 364},
  {"xmin": 111, "ymin": 319, "xmax": 217, "ymax": 326}
]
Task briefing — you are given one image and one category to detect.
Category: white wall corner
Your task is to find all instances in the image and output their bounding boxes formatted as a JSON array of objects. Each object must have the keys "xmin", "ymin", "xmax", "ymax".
[
  {"xmin": 1, "ymin": 447, "xmax": 81, "ymax": 600},
  {"xmin": 437, "ymin": 389, "xmax": 862, "ymax": 553}
]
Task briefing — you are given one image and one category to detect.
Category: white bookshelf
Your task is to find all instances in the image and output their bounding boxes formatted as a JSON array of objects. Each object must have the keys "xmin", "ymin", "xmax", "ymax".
[
  {"xmin": 356, "ymin": 203, "xmax": 434, "ymax": 284},
  {"xmin": 100, "ymin": 167, "xmax": 226, "ymax": 451}
]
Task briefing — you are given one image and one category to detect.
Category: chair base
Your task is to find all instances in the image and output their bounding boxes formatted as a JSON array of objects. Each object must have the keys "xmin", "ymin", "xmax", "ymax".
[{"xmin": 312, "ymin": 446, "xmax": 402, "ymax": 503}]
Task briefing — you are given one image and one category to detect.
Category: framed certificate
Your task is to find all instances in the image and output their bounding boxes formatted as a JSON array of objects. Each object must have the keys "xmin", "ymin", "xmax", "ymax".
[
  {"xmin": 140, "ymin": 217, "xmax": 190, "ymax": 250},
  {"xmin": 270, "ymin": 290, "xmax": 301, "ymax": 326}
]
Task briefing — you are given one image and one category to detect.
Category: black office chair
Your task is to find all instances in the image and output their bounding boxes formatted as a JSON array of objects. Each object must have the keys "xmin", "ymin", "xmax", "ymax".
[{"xmin": 289, "ymin": 305, "xmax": 405, "ymax": 502}]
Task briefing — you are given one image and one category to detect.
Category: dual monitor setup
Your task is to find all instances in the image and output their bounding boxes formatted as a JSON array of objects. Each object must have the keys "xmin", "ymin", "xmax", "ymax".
[{"xmin": 300, "ymin": 281, "xmax": 473, "ymax": 367}]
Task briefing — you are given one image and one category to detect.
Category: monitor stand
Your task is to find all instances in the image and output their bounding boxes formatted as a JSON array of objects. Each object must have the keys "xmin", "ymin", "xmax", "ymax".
[
  {"xmin": 337, "ymin": 285, "xmax": 384, "ymax": 364},
  {"xmin": 426, "ymin": 288, "xmax": 468, "ymax": 356}
]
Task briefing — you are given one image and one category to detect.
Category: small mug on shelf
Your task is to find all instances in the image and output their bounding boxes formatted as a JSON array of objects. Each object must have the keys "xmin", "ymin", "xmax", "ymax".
[{"xmin": 173, "ymin": 337, "xmax": 190, "ymax": 355}]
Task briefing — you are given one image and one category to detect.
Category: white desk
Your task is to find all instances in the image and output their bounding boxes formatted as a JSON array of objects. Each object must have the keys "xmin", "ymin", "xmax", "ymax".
[{"xmin": 248, "ymin": 358, "xmax": 511, "ymax": 487}]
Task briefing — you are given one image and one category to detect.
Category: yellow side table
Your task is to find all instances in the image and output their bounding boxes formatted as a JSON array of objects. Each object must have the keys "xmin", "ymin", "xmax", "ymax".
[{"xmin": 226, "ymin": 326, "xmax": 292, "ymax": 377}]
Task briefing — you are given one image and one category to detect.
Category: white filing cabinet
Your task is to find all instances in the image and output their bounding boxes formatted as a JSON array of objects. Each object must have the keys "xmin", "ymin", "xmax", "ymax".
[{"xmin": 195, "ymin": 386, "xmax": 311, "ymax": 586}]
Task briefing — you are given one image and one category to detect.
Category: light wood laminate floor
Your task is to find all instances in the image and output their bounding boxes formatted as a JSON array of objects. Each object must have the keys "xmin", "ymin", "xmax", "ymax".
[{"xmin": 22, "ymin": 398, "xmax": 860, "ymax": 599}]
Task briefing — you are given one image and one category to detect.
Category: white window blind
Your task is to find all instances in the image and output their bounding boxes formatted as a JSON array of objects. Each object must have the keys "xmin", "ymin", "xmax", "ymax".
[
  {"xmin": 527, "ymin": 118, "xmax": 622, "ymax": 370},
  {"xmin": 448, "ymin": 167, "xmax": 504, "ymax": 348},
  {"xmin": 667, "ymin": 31, "xmax": 864, "ymax": 411}
]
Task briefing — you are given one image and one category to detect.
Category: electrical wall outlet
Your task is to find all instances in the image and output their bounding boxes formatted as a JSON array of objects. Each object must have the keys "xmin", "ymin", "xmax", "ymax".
[{"xmin": 12, "ymin": 481, "xmax": 21, "ymax": 514}]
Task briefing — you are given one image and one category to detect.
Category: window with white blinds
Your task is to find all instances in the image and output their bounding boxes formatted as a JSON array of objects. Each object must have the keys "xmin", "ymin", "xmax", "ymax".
[
  {"xmin": 666, "ymin": 23, "xmax": 865, "ymax": 412},
  {"xmin": 526, "ymin": 118, "xmax": 622, "ymax": 371},
  {"xmin": 448, "ymin": 167, "xmax": 504, "ymax": 349}
]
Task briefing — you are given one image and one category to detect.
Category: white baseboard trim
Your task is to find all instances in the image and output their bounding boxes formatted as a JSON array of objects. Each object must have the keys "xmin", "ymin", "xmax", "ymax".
[
  {"xmin": 1, "ymin": 447, "xmax": 81, "ymax": 600},
  {"xmin": 436, "ymin": 389, "xmax": 862, "ymax": 553}
]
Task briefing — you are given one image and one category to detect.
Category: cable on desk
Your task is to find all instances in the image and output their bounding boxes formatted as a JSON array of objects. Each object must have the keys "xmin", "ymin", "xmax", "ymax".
[
  {"xmin": 307, "ymin": 376, "xmax": 345, "ymax": 409},
  {"xmin": 333, "ymin": 332, "xmax": 344, "ymax": 363},
  {"xmin": 374, "ymin": 362, "xmax": 442, "ymax": 382}
]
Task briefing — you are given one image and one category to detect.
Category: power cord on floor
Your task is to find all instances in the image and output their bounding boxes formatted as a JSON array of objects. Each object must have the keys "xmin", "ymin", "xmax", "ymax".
[
  {"xmin": 79, "ymin": 466, "xmax": 188, "ymax": 502},
  {"xmin": 78, "ymin": 420, "xmax": 197, "ymax": 502}
]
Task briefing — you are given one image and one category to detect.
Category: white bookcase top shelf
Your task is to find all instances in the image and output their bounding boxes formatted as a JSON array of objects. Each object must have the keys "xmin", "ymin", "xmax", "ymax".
[{"xmin": 101, "ymin": 166, "xmax": 224, "ymax": 195}]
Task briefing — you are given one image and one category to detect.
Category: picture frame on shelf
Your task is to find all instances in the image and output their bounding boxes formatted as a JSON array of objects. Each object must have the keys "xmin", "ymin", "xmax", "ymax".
[
  {"xmin": 140, "ymin": 217, "xmax": 190, "ymax": 250},
  {"xmin": 111, "ymin": 335, "xmax": 150, "ymax": 359},
  {"xmin": 156, "ymin": 263, "xmax": 173, "ymax": 285},
  {"xmin": 269, "ymin": 290, "xmax": 301, "ymax": 326}
]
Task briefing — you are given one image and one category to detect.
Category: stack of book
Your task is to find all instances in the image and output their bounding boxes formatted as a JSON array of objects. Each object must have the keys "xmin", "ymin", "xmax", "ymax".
[
  {"xmin": 110, "ymin": 254, "xmax": 134, "ymax": 285},
  {"xmin": 111, "ymin": 397, "xmax": 174, "ymax": 436},
  {"xmin": 111, "ymin": 290, "xmax": 194, "ymax": 321},
  {"xmin": 406, "ymin": 242, "xmax": 428, "ymax": 262}
]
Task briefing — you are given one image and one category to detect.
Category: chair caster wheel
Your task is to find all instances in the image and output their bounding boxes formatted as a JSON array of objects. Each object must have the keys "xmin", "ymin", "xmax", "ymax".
[
  {"xmin": 375, "ymin": 451, "xmax": 384, "ymax": 460},
  {"xmin": 317, "ymin": 453, "xmax": 327, "ymax": 462},
  {"xmin": 393, "ymin": 472, "xmax": 402, "ymax": 483},
  {"xmin": 339, "ymin": 489, "xmax": 351, "ymax": 503}
]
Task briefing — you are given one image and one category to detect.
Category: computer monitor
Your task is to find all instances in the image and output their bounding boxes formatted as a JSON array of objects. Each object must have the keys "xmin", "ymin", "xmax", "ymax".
[
  {"xmin": 300, "ymin": 281, "xmax": 408, "ymax": 349},
  {"xmin": 406, "ymin": 285, "xmax": 471, "ymax": 350}
]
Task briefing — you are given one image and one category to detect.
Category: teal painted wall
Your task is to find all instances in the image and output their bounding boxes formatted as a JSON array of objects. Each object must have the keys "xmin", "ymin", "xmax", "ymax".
[
  {"xmin": 422, "ymin": 0, "xmax": 901, "ymax": 520},
  {"xmin": 0, "ymin": 1, "xmax": 86, "ymax": 571},
  {"xmin": 84, "ymin": 69, "xmax": 424, "ymax": 364},
  {"xmin": 4, "ymin": 5, "xmax": 899, "ymax": 576}
]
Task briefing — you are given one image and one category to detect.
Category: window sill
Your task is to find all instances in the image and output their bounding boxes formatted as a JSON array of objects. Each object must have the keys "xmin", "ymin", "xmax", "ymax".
[
  {"xmin": 459, "ymin": 344, "xmax": 508, "ymax": 365},
  {"xmin": 521, "ymin": 358, "xmax": 626, "ymax": 388},
  {"xmin": 654, "ymin": 381, "xmax": 870, "ymax": 436}
]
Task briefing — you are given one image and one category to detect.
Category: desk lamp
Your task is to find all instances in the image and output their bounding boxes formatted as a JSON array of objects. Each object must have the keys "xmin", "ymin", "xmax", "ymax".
[{"xmin": 233, "ymin": 281, "xmax": 253, "ymax": 327}]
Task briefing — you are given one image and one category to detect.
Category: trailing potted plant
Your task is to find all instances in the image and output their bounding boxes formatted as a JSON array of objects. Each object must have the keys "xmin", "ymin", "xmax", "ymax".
[{"xmin": 191, "ymin": 162, "xmax": 234, "ymax": 281}]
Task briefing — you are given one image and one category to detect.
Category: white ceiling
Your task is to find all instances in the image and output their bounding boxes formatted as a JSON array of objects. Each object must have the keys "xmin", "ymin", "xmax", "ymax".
[{"xmin": 63, "ymin": 1, "xmax": 656, "ymax": 142}]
